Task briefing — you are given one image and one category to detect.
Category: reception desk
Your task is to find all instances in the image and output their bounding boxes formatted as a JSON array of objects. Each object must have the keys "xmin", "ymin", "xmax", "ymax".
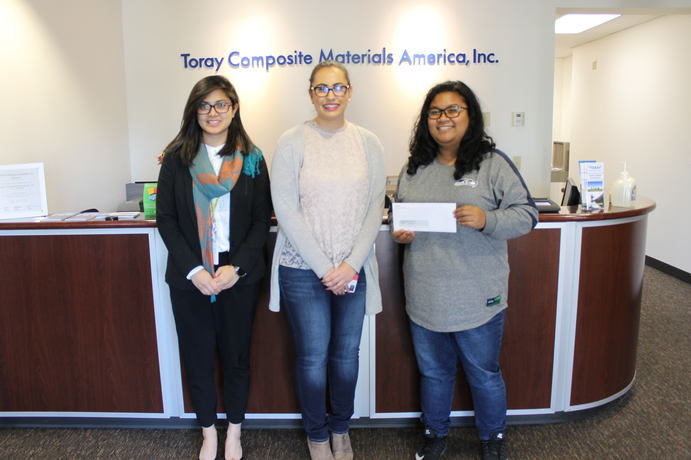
[{"xmin": 0, "ymin": 198, "xmax": 655, "ymax": 426}]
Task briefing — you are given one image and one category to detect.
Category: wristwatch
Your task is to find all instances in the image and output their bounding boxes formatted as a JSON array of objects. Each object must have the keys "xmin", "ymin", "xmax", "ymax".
[{"xmin": 234, "ymin": 266, "xmax": 247, "ymax": 278}]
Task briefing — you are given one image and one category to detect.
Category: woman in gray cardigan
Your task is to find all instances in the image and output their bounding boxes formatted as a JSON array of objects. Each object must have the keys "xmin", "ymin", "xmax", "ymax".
[{"xmin": 269, "ymin": 61, "xmax": 385, "ymax": 460}]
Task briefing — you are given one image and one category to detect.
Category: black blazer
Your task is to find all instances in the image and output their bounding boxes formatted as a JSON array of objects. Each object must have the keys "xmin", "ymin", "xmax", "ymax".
[{"xmin": 156, "ymin": 150, "xmax": 272, "ymax": 290}]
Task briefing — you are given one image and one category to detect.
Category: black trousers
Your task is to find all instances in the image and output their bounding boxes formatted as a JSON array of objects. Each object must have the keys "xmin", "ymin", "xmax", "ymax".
[{"xmin": 170, "ymin": 274, "xmax": 259, "ymax": 426}]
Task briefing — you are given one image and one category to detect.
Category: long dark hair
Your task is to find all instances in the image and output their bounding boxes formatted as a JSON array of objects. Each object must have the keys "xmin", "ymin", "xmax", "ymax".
[
  {"xmin": 407, "ymin": 81, "xmax": 495, "ymax": 180},
  {"xmin": 163, "ymin": 75, "xmax": 254, "ymax": 166}
]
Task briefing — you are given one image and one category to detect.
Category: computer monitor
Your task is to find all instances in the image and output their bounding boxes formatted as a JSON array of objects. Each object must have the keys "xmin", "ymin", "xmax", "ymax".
[{"xmin": 561, "ymin": 177, "xmax": 581, "ymax": 206}]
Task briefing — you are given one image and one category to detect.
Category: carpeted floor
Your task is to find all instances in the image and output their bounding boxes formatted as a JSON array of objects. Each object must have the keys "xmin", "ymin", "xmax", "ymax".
[{"xmin": 0, "ymin": 266, "xmax": 689, "ymax": 459}]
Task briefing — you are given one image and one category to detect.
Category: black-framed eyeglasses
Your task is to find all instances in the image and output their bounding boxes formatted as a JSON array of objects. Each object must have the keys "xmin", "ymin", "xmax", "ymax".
[
  {"xmin": 197, "ymin": 101, "xmax": 233, "ymax": 114},
  {"xmin": 427, "ymin": 104, "xmax": 467, "ymax": 119},
  {"xmin": 310, "ymin": 84, "xmax": 350, "ymax": 97}
]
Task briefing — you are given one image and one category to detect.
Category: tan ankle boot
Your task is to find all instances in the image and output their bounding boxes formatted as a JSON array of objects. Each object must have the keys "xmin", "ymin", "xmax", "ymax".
[
  {"xmin": 331, "ymin": 432, "xmax": 353, "ymax": 460},
  {"xmin": 307, "ymin": 438, "xmax": 335, "ymax": 460}
]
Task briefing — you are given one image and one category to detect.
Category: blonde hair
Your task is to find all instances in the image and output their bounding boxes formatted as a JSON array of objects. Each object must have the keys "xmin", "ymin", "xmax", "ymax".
[{"xmin": 309, "ymin": 60, "xmax": 351, "ymax": 85}]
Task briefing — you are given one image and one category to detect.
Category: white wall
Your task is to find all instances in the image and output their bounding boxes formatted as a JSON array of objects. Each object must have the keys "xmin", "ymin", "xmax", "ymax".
[
  {"xmin": 3, "ymin": 0, "xmax": 690, "ymax": 224},
  {"xmin": 567, "ymin": 15, "xmax": 691, "ymax": 272},
  {"xmin": 553, "ymin": 56, "xmax": 573, "ymax": 142},
  {"xmin": 122, "ymin": 0, "xmax": 556, "ymax": 196},
  {"xmin": 0, "ymin": 0, "xmax": 130, "ymax": 213}
]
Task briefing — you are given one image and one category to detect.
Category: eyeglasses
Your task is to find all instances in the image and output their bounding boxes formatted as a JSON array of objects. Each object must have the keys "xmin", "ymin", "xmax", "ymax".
[
  {"xmin": 427, "ymin": 104, "xmax": 468, "ymax": 119},
  {"xmin": 310, "ymin": 84, "xmax": 350, "ymax": 97},
  {"xmin": 197, "ymin": 101, "xmax": 233, "ymax": 114}
]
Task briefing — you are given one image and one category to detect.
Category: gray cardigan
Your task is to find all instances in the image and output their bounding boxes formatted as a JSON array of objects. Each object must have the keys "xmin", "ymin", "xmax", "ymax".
[{"xmin": 269, "ymin": 122, "xmax": 386, "ymax": 314}]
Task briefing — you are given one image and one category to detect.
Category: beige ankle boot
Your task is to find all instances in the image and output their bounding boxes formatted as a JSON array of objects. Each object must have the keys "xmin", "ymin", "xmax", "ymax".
[
  {"xmin": 331, "ymin": 432, "xmax": 353, "ymax": 460},
  {"xmin": 307, "ymin": 438, "xmax": 335, "ymax": 460}
]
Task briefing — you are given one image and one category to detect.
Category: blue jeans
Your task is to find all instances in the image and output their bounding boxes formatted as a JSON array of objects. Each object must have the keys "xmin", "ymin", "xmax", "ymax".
[
  {"xmin": 410, "ymin": 310, "xmax": 507, "ymax": 440},
  {"xmin": 279, "ymin": 265, "xmax": 366, "ymax": 442}
]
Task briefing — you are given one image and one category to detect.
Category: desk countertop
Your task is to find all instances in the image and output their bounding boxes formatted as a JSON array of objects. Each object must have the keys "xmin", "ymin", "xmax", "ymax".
[{"xmin": 0, "ymin": 197, "xmax": 655, "ymax": 230}]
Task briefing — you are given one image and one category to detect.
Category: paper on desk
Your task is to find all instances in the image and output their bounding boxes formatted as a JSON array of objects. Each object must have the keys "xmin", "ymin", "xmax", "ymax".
[
  {"xmin": 91, "ymin": 212, "xmax": 140, "ymax": 220},
  {"xmin": 0, "ymin": 163, "xmax": 48, "ymax": 219},
  {"xmin": 392, "ymin": 202, "xmax": 457, "ymax": 233}
]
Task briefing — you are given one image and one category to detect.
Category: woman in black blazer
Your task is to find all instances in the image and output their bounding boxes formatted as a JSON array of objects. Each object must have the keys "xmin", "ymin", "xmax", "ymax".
[{"xmin": 157, "ymin": 75, "xmax": 271, "ymax": 460}]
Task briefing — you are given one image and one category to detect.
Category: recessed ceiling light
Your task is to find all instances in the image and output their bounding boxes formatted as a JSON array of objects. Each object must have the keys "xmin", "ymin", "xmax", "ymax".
[{"xmin": 555, "ymin": 14, "xmax": 620, "ymax": 34}]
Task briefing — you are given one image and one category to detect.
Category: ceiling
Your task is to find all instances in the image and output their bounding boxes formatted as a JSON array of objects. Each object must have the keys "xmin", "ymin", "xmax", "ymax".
[{"xmin": 554, "ymin": 8, "xmax": 691, "ymax": 58}]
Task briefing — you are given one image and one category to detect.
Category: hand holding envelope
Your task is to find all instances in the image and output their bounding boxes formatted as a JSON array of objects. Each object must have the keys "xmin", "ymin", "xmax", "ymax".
[
  {"xmin": 453, "ymin": 205, "xmax": 486, "ymax": 230},
  {"xmin": 392, "ymin": 228, "xmax": 416, "ymax": 244}
]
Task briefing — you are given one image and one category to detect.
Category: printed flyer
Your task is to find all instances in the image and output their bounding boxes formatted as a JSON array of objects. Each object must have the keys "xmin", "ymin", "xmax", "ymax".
[{"xmin": 579, "ymin": 161, "xmax": 605, "ymax": 211}]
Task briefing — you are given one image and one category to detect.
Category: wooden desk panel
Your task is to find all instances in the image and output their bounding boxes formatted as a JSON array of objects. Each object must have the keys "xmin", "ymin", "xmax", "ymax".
[
  {"xmin": 0, "ymin": 234, "xmax": 163, "ymax": 413},
  {"xmin": 375, "ymin": 228, "xmax": 560, "ymax": 413},
  {"xmin": 571, "ymin": 219, "xmax": 647, "ymax": 405},
  {"xmin": 374, "ymin": 233, "xmax": 419, "ymax": 412},
  {"xmin": 504, "ymin": 228, "xmax": 560, "ymax": 409},
  {"xmin": 180, "ymin": 234, "xmax": 301, "ymax": 414}
]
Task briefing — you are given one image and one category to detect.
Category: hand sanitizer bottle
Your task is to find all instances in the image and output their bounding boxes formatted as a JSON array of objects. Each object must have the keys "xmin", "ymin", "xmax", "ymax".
[{"xmin": 611, "ymin": 162, "xmax": 637, "ymax": 207}]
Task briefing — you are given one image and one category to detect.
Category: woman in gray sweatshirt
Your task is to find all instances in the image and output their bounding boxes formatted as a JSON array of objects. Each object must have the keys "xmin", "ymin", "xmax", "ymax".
[{"xmin": 393, "ymin": 81, "xmax": 537, "ymax": 460}]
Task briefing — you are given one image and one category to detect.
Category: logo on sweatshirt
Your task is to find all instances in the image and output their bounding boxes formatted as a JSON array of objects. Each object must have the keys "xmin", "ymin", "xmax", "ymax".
[
  {"xmin": 486, "ymin": 295, "xmax": 501, "ymax": 307},
  {"xmin": 454, "ymin": 178, "xmax": 477, "ymax": 187}
]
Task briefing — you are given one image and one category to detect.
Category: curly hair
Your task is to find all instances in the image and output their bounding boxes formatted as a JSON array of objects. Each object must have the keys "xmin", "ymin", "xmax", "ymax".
[
  {"xmin": 407, "ymin": 81, "xmax": 495, "ymax": 180},
  {"xmin": 163, "ymin": 75, "xmax": 254, "ymax": 166}
]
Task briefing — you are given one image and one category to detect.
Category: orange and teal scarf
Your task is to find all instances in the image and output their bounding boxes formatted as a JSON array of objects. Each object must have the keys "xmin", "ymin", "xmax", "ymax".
[{"xmin": 189, "ymin": 144, "xmax": 262, "ymax": 301}]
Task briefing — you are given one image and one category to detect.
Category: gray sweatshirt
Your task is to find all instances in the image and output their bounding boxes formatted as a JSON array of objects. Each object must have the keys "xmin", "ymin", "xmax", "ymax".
[{"xmin": 396, "ymin": 150, "xmax": 538, "ymax": 332}]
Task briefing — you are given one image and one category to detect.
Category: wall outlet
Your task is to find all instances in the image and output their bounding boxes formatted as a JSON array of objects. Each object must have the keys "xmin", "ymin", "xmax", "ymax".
[
  {"xmin": 483, "ymin": 111, "xmax": 491, "ymax": 127},
  {"xmin": 512, "ymin": 155, "xmax": 522, "ymax": 170}
]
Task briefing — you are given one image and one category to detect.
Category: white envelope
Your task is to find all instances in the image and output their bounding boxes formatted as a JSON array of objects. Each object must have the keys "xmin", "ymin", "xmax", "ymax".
[{"xmin": 392, "ymin": 202, "xmax": 457, "ymax": 233}]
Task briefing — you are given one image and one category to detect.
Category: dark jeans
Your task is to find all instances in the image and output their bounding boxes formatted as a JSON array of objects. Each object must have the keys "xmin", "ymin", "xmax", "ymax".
[
  {"xmin": 170, "ymin": 279, "xmax": 259, "ymax": 427},
  {"xmin": 410, "ymin": 310, "xmax": 507, "ymax": 440},
  {"xmin": 279, "ymin": 265, "xmax": 366, "ymax": 442}
]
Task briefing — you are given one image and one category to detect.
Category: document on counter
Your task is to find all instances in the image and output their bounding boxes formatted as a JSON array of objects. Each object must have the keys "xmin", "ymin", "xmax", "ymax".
[
  {"xmin": 40, "ymin": 211, "xmax": 141, "ymax": 222},
  {"xmin": 0, "ymin": 162, "xmax": 48, "ymax": 219},
  {"xmin": 392, "ymin": 202, "xmax": 457, "ymax": 233},
  {"xmin": 90, "ymin": 212, "xmax": 140, "ymax": 221},
  {"xmin": 42, "ymin": 212, "xmax": 78, "ymax": 222}
]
